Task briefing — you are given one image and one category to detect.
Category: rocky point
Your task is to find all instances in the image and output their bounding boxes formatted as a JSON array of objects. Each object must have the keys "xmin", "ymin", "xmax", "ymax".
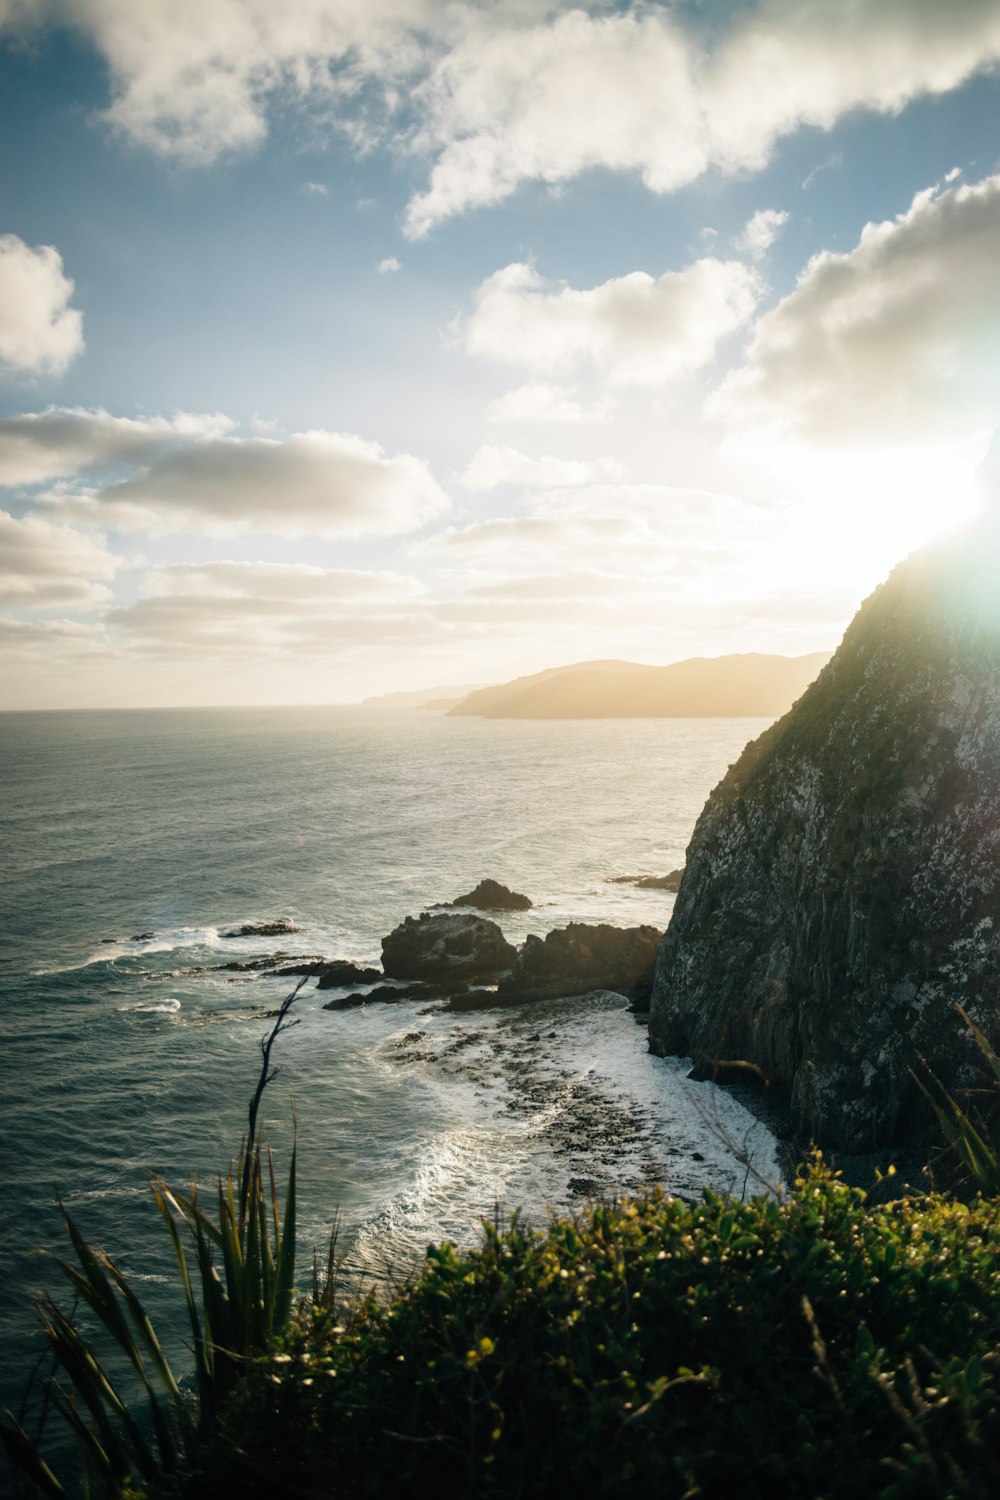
[{"xmin": 649, "ymin": 510, "xmax": 1000, "ymax": 1151}]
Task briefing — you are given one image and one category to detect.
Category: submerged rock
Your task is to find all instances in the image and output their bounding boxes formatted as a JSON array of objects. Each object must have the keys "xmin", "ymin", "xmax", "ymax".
[
  {"xmin": 381, "ymin": 912, "xmax": 517, "ymax": 982},
  {"xmin": 220, "ymin": 918, "xmax": 302, "ymax": 938},
  {"xmin": 498, "ymin": 922, "xmax": 661, "ymax": 1006},
  {"xmin": 649, "ymin": 511, "xmax": 1000, "ymax": 1152},
  {"xmin": 444, "ymin": 878, "xmax": 533, "ymax": 911}
]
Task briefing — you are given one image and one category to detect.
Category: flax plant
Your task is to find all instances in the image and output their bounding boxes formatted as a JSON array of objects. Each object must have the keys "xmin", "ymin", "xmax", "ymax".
[
  {"xmin": 2, "ymin": 979, "xmax": 309, "ymax": 1497},
  {"xmin": 914, "ymin": 1003, "xmax": 1000, "ymax": 1196}
]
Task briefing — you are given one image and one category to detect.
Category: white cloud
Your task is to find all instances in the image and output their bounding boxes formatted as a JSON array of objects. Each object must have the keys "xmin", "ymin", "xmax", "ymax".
[
  {"xmin": 404, "ymin": 0, "xmax": 1000, "ymax": 236},
  {"xmin": 421, "ymin": 482, "xmax": 769, "ymax": 578},
  {"xmin": 38, "ymin": 0, "xmax": 439, "ymax": 164},
  {"xmin": 112, "ymin": 560, "xmax": 432, "ymax": 655},
  {"xmin": 302, "ymin": 180, "xmax": 329, "ymax": 195},
  {"xmin": 0, "ymin": 615, "xmax": 106, "ymax": 653},
  {"xmin": 377, "ymin": 255, "xmax": 402, "ymax": 273},
  {"xmin": 463, "ymin": 259, "xmax": 759, "ymax": 386},
  {"xmin": 141, "ymin": 559, "xmax": 424, "ymax": 603},
  {"xmin": 33, "ymin": 425, "xmax": 449, "ymax": 537},
  {"xmin": 5, "ymin": 4, "xmax": 999, "ymax": 235},
  {"xmin": 0, "ymin": 407, "xmax": 233, "ymax": 485},
  {"xmin": 458, "ymin": 445, "xmax": 620, "ymax": 491},
  {"xmin": 735, "ymin": 208, "xmax": 788, "ymax": 259},
  {"xmin": 0, "ymin": 235, "xmax": 84, "ymax": 377},
  {"xmin": 802, "ymin": 153, "xmax": 842, "ymax": 190},
  {"xmin": 712, "ymin": 171, "xmax": 1000, "ymax": 442},
  {"xmin": 485, "ymin": 381, "xmax": 614, "ymax": 425},
  {"xmin": 0, "ymin": 511, "xmax": 119, "ymax": 608}
]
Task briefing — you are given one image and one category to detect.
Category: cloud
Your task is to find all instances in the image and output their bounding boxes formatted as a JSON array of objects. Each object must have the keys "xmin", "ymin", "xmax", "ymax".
[
  {"xmin": 16, "ymin": 0, "xmax": 440, "ymax": 164},
  {"xmin": 141, "ymin": 559, "xmax": 424, "ymax": 603},
  {"xmin": 111, "ymin": 561, "xmax": 432, "ymax": 655},
  {"xmin": 404, "ymin": 1, "xmax": 1000, "ymax": 235},
  {"xmin": 0, "ymin": 615, "xmax": 107, "ymax": 653},
  {"xmin": 0, "ymin": 511, "xmax": 119, "ymax": 608},
  {"xmin": 457, "ymin": 445, "xmax": 620, "ymax": 491},
  {"xmin": 421, "ymin": 482, "xmax": 770, "ymax": 578},
  {"xmin": 30, "ymin": 424, "xmax": 449, "ymax": 537},
  {"xmin": 0, "ymin": 235, "xmax": 84, "ymax": 377},
  {"xmin": 712, "ymin": 171, "xmax": 1000, "ymax": 442},
  {"xmin": 0, "ymin": 407, "xmax": 233, "ymax": 485},
  {"xmin": 485, "ymin": 381, "xmax": 614, "ymax": 425},
  {"xmin": 302, "ymin": 180, "xmax": 329, "ymax": 195},
  {"xmin": 377, "ymin": 255, "xmax": 402, "ymax": 273},
  {"xmin": 6, "ymin": 4, "xmax": 999, "ymax": 237},
  {"xmin": 463, "ymin": 259, "xmax": 759, "ymax": 386},
  {"xmin": 735, "ymin": 208, "xmax": 789, "ymax": 259},
  {"xmin": 802, "ymin": 153, "xmax": 843, "ymax": 191}
]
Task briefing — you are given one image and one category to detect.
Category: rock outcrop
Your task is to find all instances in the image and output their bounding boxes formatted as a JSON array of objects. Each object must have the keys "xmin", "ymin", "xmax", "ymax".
[
  {"xmin": 609, "ymin": 871, "xmax": 684, "ymax": 892},
  {"xmin": 444, "ymin": 878, "xmax": 533, "ymax": 911},
  {"xmin": 498, "ymin": 922, "xmax": 661, "ymax": 1006},
  {"xmin": 220, "ymin": 918, "xmax": 302, "ymax": 938},
  {"xmin": 381, "ymin": 912, "xmax": 518, "ymax": 982},
  {"xmin": 314, "ymin": 961, "xmax": 384, "ymax": 990},
  {"xmin": 649, "ymin": 513, "xmax": 1000, "ymax": 1151}
]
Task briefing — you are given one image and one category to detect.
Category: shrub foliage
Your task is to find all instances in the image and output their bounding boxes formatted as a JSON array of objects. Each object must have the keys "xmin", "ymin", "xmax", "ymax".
[{"xmin": 179, "ymin": 1160, "xmax": 1000, "ymax": 1500}]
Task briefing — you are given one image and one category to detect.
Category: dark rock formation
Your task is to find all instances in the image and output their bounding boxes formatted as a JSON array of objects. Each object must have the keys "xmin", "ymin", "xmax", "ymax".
[
  {"xmin": 220, "ymin": 919, "xmax": 302, "ymax": 938},
  {"xmin": 608, "ymin": 871, "xmax": 684, "ymax": 892},
  {"xmin": 216, "ymin": 954, "xmax": 326, "ymax": 974},
  {"xmin": 444, "ymin": 878, "xmax": 533, "ymax": 911},
  {"xmin": 314, "ymin": 961, "xmax": 384, "ymax": 990},
  {"xmin": 381, "ymin": 912, "xmax": 517, "ymax": 982},
  {"xmin": 649, "ymin": 513, "xmax": 1000, "ymax": 1151},
  {"xmin": 322, "ymin": 982, "xmax": 437, "ymax": 1011},
  {"xmin": 498, "ymin": 922, "xmax": 661, "ymax": 1005}
]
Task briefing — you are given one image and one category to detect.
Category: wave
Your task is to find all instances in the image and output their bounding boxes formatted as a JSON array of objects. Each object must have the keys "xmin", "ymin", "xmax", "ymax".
[{"xmin": 117, "ymin": 997, "xmax": 182, "ymax": 1015}]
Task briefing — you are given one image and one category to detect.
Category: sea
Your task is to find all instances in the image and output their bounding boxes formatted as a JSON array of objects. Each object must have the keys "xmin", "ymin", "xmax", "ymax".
[{"xmin": 0, "ymin": 706, "xmax": 781, "ymax": 1429}]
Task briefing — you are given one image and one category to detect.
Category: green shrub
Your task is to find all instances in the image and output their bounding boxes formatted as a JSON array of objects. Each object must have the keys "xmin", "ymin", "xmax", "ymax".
[{"xmin": 176, "ymin": 1160, "xmax": 1000, "ymax": 1500}]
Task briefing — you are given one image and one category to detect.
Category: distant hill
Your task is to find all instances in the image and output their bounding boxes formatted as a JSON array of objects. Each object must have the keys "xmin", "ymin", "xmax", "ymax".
[{"xmin": 446, "ymin": 654, "xmax": 831, "ymax": 719}]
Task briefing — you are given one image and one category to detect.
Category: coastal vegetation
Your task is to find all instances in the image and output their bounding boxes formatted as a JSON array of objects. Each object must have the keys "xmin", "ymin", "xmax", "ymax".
[{"xmin": 6, "ymin": 1021, "xmax": 1000, "ymax": 1498}]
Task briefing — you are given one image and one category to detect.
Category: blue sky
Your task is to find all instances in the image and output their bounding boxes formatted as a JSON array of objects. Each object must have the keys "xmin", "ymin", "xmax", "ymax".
[{"xmin": 2, "ymin": 0, "xmax": 1000, "ymax": 707}]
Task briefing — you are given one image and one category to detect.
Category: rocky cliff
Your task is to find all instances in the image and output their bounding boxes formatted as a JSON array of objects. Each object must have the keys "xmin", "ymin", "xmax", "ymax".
[{"xmin": 648, "ymin": 511, "xmax": 1000, "ymax": 1151}]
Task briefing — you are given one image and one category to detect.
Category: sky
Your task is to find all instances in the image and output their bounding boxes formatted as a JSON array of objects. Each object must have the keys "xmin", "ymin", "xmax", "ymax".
[{"xmin": 2, "ymin": 0, "xmax": 1000, "ymax": 709}]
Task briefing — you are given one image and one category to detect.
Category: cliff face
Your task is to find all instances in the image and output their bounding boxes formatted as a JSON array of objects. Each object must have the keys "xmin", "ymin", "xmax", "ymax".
[{"xmin": 648, "ymin": 513, "xmax": 1000, "ymax": 1151}]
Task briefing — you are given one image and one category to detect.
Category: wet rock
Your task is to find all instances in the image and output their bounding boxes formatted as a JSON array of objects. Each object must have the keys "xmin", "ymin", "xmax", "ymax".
[
  {"xmin": 382, "ymin": 912, "xmax": 517, "ymax": 982},
  {"xmin": 497, "ymin": 922, "xmax": 661, "ymax": 1005},
  {"xmin": 216, "ymin": 953, "xmax": 325, "ymax": 974},
  {"xmin": 444, "ymin": 878, "xmax": 533, "ymax": 911},
  {"xmin": 609, "ymin": 870, "xmax": 684, "ymax": 892},
  {"xmin": 322, "ymin": 993, "xmax": 371, "ymax": 1012},
  {"xmin": 315, "ymin": 961, "xmax": 384, "ymax": 989},
  {"xmin": 649, "ymin": 510, "xmax": 1000, "ymax": 1152},
  {"xmin": 323, "ymin": 979, "xmax": 472, "ymax": 1010},
  {"xmin": 220, "ymin": 918, "xmax": 302, "ymax": 938},
  {"xmin": 359, "ymin": 982, "xmax": 436, "ymax": 1003},
  {"xmin": 130, "ymin": 932, "xmax": 156, "ymax": 942},
  {"xmin": 445, "ymin": 987, "xmax": 505, "ymax": 1012}
]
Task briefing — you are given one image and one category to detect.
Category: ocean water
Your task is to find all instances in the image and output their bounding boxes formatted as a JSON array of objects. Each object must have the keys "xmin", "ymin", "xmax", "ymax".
[{"xmin": 0, "ymin": 706, "xmax": 779, "ymax": 1422}]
